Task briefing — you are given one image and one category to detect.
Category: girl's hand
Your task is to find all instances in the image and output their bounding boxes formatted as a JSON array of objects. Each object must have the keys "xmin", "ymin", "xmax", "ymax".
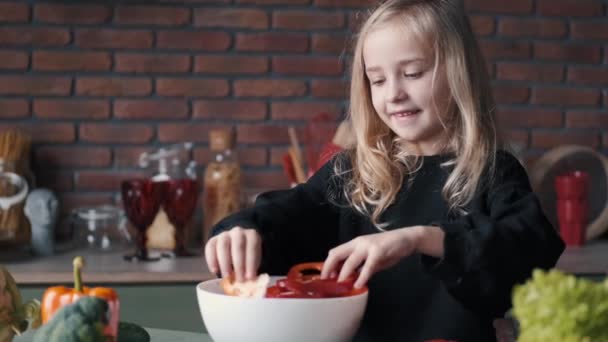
[
  {"xmin": 204, "ymin": 227, "xmax": 262, "ymax": 282},
  {"xmin": 321, "ymin": 226, "xmax": 426, "ymax": 289}
]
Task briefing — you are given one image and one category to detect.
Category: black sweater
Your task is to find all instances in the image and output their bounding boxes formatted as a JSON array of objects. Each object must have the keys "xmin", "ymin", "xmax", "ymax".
[{"xmin": 211, "ymin": 150, "xmax": 565, "ymax": 342}]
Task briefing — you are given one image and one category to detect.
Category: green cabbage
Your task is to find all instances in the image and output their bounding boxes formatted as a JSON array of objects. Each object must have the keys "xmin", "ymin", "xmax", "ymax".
[{"xmin": 512, "ymin": 269, "xmax": 608, "ymax": 342}]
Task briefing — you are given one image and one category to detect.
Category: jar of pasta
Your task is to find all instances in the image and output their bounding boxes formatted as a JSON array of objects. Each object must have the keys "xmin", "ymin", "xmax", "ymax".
[{"xmin": 202, "ymin": 128, "xmax": 242, "ymax": 243}]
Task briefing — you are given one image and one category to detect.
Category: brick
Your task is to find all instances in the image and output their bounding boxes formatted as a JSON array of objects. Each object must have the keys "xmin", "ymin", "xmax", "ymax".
[
  {"xmin": 537, "ymin": 0, "xmax": 603, "ymax": 17},
  {"xmin": 492, "ymin": 85, "xmax": 530, "ymax": 104},
  {"xmin": 33, "ymin": 51, "xmax": 111, "ymax": 72},
  {"xmin": 534, "ymin": 42, "xmax": 601, "ymax": 63},
  {"xmin": 566, "ymin": 111, "xmax": 608, "ymax": 128},
  {"xmin": 36, "ymin": 147, "xmax": 111, "ymax": 167},
  {"xmin": 115, "ymin": 6, "xmax": 190, "ymax": 25},
  {"xmin": 0, "ymin": 123, "xmax": 74, "ymax": 143},
  {"xmin": 114, "ymin": 100, "xmax": 189, "ymax": 119},
  {"xmin": 314, "ymin": 0, "xmax": 376, "ymax": 8},
  {"xmin": 498, "ymin": 18, "xmax": 566, "ymax": 38},
  {"xmin": 0, "ymin": 99, "xmax": 29, "ymax": 118},
  {"xmin": 38, "ymin": 172, "xmax": 73, "ymax": 193},
  {"xmin": 193, "ymin": 100, "xmax": 267, "ymax": 120},
  {"xmin": 496, "ymin": 63, "xmax": 564, "ymax": 82},
  {"xmin": 80, "ymin": 124, "xmax": 154, "ymax": 143},
  {"xmin": 194, "ymin": 147, "xmax": 267, "ymax": 167},
  {"xmin": 273, "ymin": 11, "xmax": 344, "ymax": 30},
  {"xmin": 157, "ymin": 31, "xmax": 231, "ymax": 50},
  {"xmin": 0, "ymin": 3, "xmax": 29, "ymax": 22},
  {"xmin": 571, "ymin": 22, "xmax": 608, "ymax": 41},
  {"xmin": 115, "ymin": 53, "xmax": 190, "ymax": 73},
  {"xmin": 532, "ymin": 131, "xmax": 599, "ymax": 149},
  {"xmin": 34, "ymin": 100, "xmax": 110, "ymax": 120},
  {"xmin": 234, "ymin": 80, "xmax": 306, "ymax": 97},
  {"xmin": 237, "ymin": 124, "xmax": 290, "ymax": 144},
  {"xmin": 0, "ymin": 76, "xmax": 71, "ymax": 96},
  {"xmin": 238, "ymin": 0, "xmax": 309, "ymax": 4},
  {"xmin": 158, "ymin": 123, "xmax": 230, "ymax": 142},
  {"xmin": 0, "ymin": 51, "xmax": 28, "ymax": 70},
  {"xmin": 465, "ymin": 0, "xmax": 532, "ymax": 14},
  {"xmin": 480, "ymin": 40, "xmax": 531, "ymax": 60},
  {"xmin": 604, "ymin": 91, "xmax": 608, "ymax": 106},
  {"xmin": 470, "ymin": 15, "xmax": 495, "ymax": 36},
  {"xmin": 76, "ymin": 77, "xmax": 152, "ymax": 97},
  {"xmin": 195, "ymin": 56, "xmax": 268, "ymax": 74},
  {"xmin": 195, "ymin": 9, "xmax": 268, "ymax": 29},
  {"xmin": 504, "ymin": 129, "xmax": 529, "ymax": 148},
  {"xmin": 532, "ymin": 87, "xmax": 601, "ymax": 106},
  {"xmin": 75, "ymin": 29, "xmax": 153, "ymax": 49},
  {"xmin": 243, "ymin": 170, "xmax": 286, "ymax": 190},
  {"xmin": 156, "ymin": 78, "xmax": 229, "ymax": 97},
  {"xmin": 348, "ymin": 12, "xmax": 366, "ymax": 31},
  {"xmin": 236, "ymin": 33, "xmax": 308, "ymax": 53},
  {"xmin": 496, "ymin": 107, "xmax": 562, "ymax": 128},
  {"xmin": 0, "ymin": 28, "xmax": 69, "ymax": 46},
  {"xmin": 271, "ymin": 102, "xmax": 341, "ymax": 120},
  {"xmin": 312, "ymin": 33, "xmax": 350, "ymax": 53},
  {"xmin": 76, "ymin": 171, "xmax": 146, "ymax": 191},
  {"xmin": 567, "ymin": 67, "xmax": 608, "ymax": 86},
  {"xmin": 311, "ymin": 80, "xmax": 348, "ymax": 99},
  {"xmin": 35, "ymin": 4, "xmax": 111, "ymax": 24},
  {"xmin": 272, "ymin": 56, "xmax": 343, "ymax": 76},
  {"xmin": 114, "ymin": 147, "xmax": 151, "ymax": 168}
]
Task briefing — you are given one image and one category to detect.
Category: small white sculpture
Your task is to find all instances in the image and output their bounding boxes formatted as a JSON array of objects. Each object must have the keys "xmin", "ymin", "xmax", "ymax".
[{"xmin": 24, "ymin": 188, "xmax": 59, "ymax": 256}]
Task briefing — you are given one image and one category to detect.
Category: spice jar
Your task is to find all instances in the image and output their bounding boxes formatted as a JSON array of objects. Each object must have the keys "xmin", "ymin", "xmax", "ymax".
[{"xmin": 202, "ymin": 128, "xmax": 242, "ymax": 243}]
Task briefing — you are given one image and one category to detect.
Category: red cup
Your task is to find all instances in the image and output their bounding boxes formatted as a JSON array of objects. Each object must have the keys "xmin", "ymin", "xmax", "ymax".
[
  {"xmin": 555, "ymin": 171, "xmax": 589, "ymax": 200},
  {"xmin": 556, "ymin": 199, "xmax": 589, "ymax": 224},
  {"xmin": 559, "ymin": 223, "xmax": 586, "ymax": 246}
]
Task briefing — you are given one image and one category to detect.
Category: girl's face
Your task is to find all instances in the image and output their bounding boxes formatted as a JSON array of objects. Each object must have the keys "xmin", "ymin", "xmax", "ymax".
[{"xmin": 363, "ymin": 21, "xmax": 451, "ymax": 155}]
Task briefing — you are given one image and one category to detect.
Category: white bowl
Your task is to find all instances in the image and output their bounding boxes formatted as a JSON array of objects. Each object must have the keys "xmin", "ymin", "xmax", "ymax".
[{"xmin": 196, "ymin": 276, "xmax": 368, "ymax": 342}]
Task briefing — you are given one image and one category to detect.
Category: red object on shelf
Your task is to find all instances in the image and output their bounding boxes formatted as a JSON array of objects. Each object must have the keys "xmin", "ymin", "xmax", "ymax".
[{"xmin": 555, "ymin": 171, "xmax": 589, "ymax": 246}]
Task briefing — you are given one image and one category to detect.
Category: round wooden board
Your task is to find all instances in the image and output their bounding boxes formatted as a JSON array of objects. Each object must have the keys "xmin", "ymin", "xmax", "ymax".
[{"xmin": 529, "ymin": 145, "xmax": 608, "ymax": 241}]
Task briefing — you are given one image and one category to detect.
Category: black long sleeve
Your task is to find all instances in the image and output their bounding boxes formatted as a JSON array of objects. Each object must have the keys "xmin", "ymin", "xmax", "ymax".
[
  {"xmin": 210, "ymin": 150, "xmax": 565, "ymax": 342},
  {"xmin": 211, "ymin": 159, "xmax": 341, "ymax": 274},
  {"xmin": 421, "ymin": 152, "xmax": 565, "ymax": 317}
]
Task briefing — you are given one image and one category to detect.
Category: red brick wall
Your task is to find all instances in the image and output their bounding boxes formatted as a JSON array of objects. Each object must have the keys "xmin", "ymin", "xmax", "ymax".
[{"xmin": 0, "ymin": 0, "xmax": 606, "ymax": 217}]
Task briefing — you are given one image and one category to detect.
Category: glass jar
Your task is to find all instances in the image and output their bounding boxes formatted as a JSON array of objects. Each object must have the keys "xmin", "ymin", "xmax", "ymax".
[
  {"xmin": 71, "ymin": 205, "xmax": 131, "ymax": 252},
  {"xmin": 202, "ymin": 128, "xmax": 242, "ymax": 243},
  {"xmin": 0, "ymin": 158, "xmax": 29, "ymax": 245}
]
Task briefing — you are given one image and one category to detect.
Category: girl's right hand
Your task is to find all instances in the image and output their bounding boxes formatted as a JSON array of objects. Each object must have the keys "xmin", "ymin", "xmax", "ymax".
[{"xmin": 204, "ymin": 227, "xmax": 262, "ymax": 283}]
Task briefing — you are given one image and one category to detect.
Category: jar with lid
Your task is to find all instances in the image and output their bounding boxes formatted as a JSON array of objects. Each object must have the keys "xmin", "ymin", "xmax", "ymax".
[
  {"xmin": 202, "ymin": 128, "xmax": 242, "ymax": 243},
  {"xmin": 0, "ymin": 158, "xmax": 30, "ymax": 247}
]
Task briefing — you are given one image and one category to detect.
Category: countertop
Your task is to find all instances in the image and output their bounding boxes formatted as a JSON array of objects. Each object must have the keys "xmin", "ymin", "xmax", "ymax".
[
  {"xmin": 2, "ymin": 241, "xmax": 607, "ymax": 285},
  {"xmin": 13, "ymin": 327, "xmax": 212, "ymax": 342}
]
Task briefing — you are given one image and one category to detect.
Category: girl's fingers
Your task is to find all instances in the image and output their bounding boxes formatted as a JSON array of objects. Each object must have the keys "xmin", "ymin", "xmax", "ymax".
[
  {"xmin": 354, "ymin": 252, "xmax": 378, "ymax": 288},
  {"xmin": 321, "ymin": 244, "xmax": 351, "ymax": 279},
  {"xmin": 216, "ymin": 234, "xmax": 233, "ymax": 278},
  {"xmin": 338, "ymin": 249, "xmax": 365, "ymax": 282},
  {"xmin": 204, "ymin": 237, "xmax": 219, "ymax": 274},
  {"xmin": 229, "ymin": 229, "xmax": 246, "ymax": 282},
  {"xmin": 245, "ymin": 230, "xmax": 262, "ymax": 280}
]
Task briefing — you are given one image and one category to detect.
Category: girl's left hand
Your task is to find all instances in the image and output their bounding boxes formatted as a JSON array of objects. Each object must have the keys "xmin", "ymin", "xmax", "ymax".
[{"xmin": 320, "ymin": 226, "xmax": 425, "ymax": 289}]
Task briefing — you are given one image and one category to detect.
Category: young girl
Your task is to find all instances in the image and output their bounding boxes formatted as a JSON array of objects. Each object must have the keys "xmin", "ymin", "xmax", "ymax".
[{"xmin": 205, "ymin": 0, "xmax": 565, "ymax": 340}]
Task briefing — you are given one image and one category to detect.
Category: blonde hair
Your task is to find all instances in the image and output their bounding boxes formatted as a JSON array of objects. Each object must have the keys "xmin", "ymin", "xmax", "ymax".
[{"xmin": 338, "ymin": 0, "xmax": 499, "ymax": 228}]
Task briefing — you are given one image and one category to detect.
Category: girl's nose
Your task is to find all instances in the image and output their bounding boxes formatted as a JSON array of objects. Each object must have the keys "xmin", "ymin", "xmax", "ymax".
[{"xmin": 387, "ymin": 80, "xmax": 407, "ymax": 102}]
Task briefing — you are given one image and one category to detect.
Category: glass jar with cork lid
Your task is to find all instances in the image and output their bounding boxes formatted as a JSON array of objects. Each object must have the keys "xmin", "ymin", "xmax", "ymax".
[{"xmin": 202, "ymin": 128, "xmax": 242, "ymax": 243}]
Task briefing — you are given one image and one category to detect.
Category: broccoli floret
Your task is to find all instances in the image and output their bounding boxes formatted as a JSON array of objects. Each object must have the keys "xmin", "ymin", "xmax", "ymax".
[{"xmin": 33, "ymin": 296, "xmax": 108, "ymax": 342}]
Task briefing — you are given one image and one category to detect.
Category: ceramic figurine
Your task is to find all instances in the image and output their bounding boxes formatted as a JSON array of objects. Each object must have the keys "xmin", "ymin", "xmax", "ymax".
[{"xmin": 24, "ymin": 188, "xmax": 59, "ymax": 256}]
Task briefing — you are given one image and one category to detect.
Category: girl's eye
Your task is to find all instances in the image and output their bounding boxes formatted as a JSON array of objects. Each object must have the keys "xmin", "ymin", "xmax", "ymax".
[
  {"xmin": 371, "ymin": 79, "xmax": 385, "ymax": 85},
  {"xmin": 404, "ymin": 72, "xmax": 422, "ymax": 79}
]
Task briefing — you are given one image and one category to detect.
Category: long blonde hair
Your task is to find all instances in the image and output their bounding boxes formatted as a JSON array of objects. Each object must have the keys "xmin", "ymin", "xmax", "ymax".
[{"xmin": 338, "ymin": 0, "xmax": 499, "ymax": 228}]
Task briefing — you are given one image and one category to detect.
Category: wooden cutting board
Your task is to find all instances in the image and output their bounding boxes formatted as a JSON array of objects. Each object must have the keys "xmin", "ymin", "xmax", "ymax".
[{"xmin": 529, "ymin": 145, "xmax": 608, "ymax": 241}]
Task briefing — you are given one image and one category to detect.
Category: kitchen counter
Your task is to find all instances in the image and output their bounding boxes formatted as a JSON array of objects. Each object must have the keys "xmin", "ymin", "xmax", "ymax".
[
  {"xmin": 13, "ymin": 327, "xmax": 212, "ymax": 342},
  {"xmin": 2, "ymin": 241, "xmax": 607, "ymax": 285}
]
